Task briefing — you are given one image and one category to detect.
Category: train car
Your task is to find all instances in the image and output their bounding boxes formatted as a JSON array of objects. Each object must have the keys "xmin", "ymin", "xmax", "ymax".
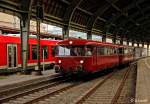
[
  {"xmin": 54, "ymin": 39, "xmax": 120, "ymax": 74},
  {"xmin": 134, "ymin": 47, "xmax": 147, "ymax": 59},
  {"xmin": 0, "ymin": 35, "xmax": 59, "ymax": 73},
  {"xmin": 118, "ymin": 45, "xmax": 134, "ymax": 65}
]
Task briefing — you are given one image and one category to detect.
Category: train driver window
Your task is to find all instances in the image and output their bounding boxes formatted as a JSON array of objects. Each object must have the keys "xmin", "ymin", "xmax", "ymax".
[
  {"xmin": 70, "ymin": 46, "xmax": 84, "ymax": 56},
  {"xmin": 55, "ymin": 46, "xmax": 71, "ymax": 56},
  {"xmin": 64, "ymin": 46, "xmax": 70, "ymax": 56},
  {"xmin": 71, "ymin": 47, "xmax": 78, "ymax": 56},
  {"xmin": 55, "ymin": 45, "xmax": 94, "ymax": 56}
]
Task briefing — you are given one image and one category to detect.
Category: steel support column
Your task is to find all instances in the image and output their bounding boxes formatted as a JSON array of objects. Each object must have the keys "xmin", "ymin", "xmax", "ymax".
[
  {"xmin": 120, "ymin": 39, "xmax": 123, "ymax": 45},
  {"xmin": 112, "ymin": 35, "xmax": 116, "ymax": 44},
  {"xmin": 63, "ymin": 26, "xmax": 69, "ymax": 39},
  {"xmin": 20, "ymin": 14, "xmax": 30, "ymax": 74},
  {"xmin": 32, "ymin": 0, "xmax": 43, "ymax": 75},
  {"xmin": 142, "ymin": 43, "xmax": 144, "ymax": 48},
  {"xmin": 102, "ymin": 35, "xmax": 106, "ymax": 42},
  {"xmin": 34, "ymin": 18, "xmax": 42, "ymax": 75},
  {"xmin": 87, "ymin": 31, "xmax": 92, "ymax": 40},
  {"xmin": 147, "ymin": 43, "xmax": 149, "ymax": 56},
  {"xmin": 137, "ymin": 43, "xmax": 139, "ymax": 47},
  {"xmin": 127, "ymin": 40, "xmax": 129, "ymax": 46},
  {"xmin": 132, "ymin": 41, "xmax": 134, "ymax": 47}
]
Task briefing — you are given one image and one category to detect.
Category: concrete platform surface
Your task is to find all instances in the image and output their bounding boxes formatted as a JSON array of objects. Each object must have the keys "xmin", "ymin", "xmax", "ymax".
[
  {"xmin": 136, "ymin": 57, "xmax": 150, "ymax": 104},
  {"xmin": 0, "ymin": 70, "xmax": 57, "ymax": 91}
]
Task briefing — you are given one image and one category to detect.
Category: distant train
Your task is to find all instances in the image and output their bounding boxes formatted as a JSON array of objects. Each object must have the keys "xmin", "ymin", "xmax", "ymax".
[
  {"xmin": 54, "ymin": 39, "xmax": 134, "ymax": 74},
  {"xmin": 0, "ymin": 35, "xmax": 59, "ymax": 73}
]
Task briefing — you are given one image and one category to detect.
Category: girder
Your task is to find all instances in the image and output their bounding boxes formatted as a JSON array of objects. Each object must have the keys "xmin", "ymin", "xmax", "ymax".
[
  {"xmin": 87, "ymin": 0, "xmax": 119, "ymax": 33},
  {"xmin": 63, "ymin": 0, "xmax": 83, "ymax": 26},
  {"xmin": 0, "ymin": 0, "xmax": 150, "ymax": 42}
]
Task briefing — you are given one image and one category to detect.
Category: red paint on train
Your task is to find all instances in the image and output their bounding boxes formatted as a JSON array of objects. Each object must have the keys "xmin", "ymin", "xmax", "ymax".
[
  {"xmin": 54, "ymin": 39, "xmax": 134, "ymax": 74},
  {"xmin": 0, "ymin": 35, "xmax": 59, "ymax": 70}
]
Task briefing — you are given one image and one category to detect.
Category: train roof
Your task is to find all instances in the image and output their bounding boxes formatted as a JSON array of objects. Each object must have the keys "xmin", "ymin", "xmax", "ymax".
[
  {"xmin": 56, "ymin": 38, "xmax": 120, "ymax": 47},
  {"xmin": 119, "ymin": 44, "xmax": 134, "ymax": 48},
  {"xmin": 0, "ymin": 34, "xmax": 60, "ymax": 45}
]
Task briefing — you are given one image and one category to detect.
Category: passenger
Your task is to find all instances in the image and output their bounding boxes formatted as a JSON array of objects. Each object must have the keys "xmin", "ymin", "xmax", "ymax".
[
  {"xmin": 71, "ymin": 47, "xmax": 78, "ymax": 56},
  {"xmin": 85, "ymin": 47, "xmax": 92, "ymax": 56},
  {"xmin": 74, "ymin": 47, "xmax": 79, "ymax": 56}
]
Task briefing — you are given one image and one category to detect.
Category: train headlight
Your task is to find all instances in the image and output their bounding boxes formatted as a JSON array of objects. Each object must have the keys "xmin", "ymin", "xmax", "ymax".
[
  {"xmin": 80, "ymin": 60, "xmax": 84, "ymax": 64},
  {"xmin": 58, "ymin": 60, "xmax": 62, "ymax": 64},
  {"xmin": 69, "ymin": 41, "xmax": 73, "ymax": 44}
]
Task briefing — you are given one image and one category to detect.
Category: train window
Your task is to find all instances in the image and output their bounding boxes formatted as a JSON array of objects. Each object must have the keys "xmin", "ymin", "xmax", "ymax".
[
  {"xmin": 107, "ymin": 47, "xmax": 110, "ymax": 55},
  {"xmin": 55, "ymin": 45, "xmax": 93, "ymax": 56},
  {"xmin": 71, "ymin": 47, "xmax": 82, "ymax": 56},
  {"xmin": 119, "ymin": 48, "xmax": 123, "ymax": 54},
  {"xmin": 42, "ymin": 46, "xmax": 48, "ymax": 59},
  {"xmin": 106, "ymin": 47, "xmax": 113, "ymax": 55},
  {"xmin": 70, "ymin": 46, "xmax": 85, "ymax": 56},
  {"xmin": 112, "ymin": 48, "xmax": 115, "ymax": 54},
  {"xmin": 128, "ymin": 48, "xmax": 131, "ymax": 53},
  {"xmin": 104, "ymin": 47, "xmax": 108, "ymax": 55},
  {"xmin": 55, "ymin": 46, "xmax": 70, "ymax": 56},
  {"xmin": 84, "ymin": 46, "xmax": 93, "ymax": 56},
  {"xmin": 97, "ymin": 46, "xmax": 105, "ymax": 55},
  {"xmin": 32, "ymin": 45, "xmax": 37, "ymax": 60},
  {"xmin": 114, "ymin": 48, "xmax": 118, "ymax": 54},
  {"xmin": 52, "ymin": 46, "xmax": 56, "ymax": 56},
  {"xmin": 124, "ymin": 48, "xmax": 128, "ymax": 54},
  {"xmin": 129, "ymin": 48, "xmax": 133, "ymax": 53},
  {"xmin": 108, "ymin": 48, "xmax": 114, "ymax": 55}
]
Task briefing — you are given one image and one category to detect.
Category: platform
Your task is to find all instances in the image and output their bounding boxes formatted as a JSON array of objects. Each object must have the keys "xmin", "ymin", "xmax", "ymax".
[
  {"xmin": 136, "ymin": 57, "xmax": 150, "ymax": 104},
  {"xmin": 0, "ymin": 69, "xmax": 57, "ymax": 91}
]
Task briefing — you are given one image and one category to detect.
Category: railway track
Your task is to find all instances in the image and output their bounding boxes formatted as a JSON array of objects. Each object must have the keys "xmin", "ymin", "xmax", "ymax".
[
  {"xmin": 0, "ymin": 70, "xmax": 112, "ymax": 104},
  {"xmin": 1, "ymin": 79, "xmax": 82, "ymax": 104},
  {"xmin": 116, "ymin": 63, "xmax": 137, "ymax": 104},
  {"xmin": 33, "ymin": 72, "xmax": 114, "ymax": 104},
  {"xmin": 30, "ymin": 67, "xmax": 127, "ymax": 104},
  {"xmin": 0, "ymin": 74, "xmax": 62, "ymax": 98},
  {"xmin": 0, "ymin": 74, "xmax": 66, "ymax": 103},
  {"xmin": 74, "ymin": 63, "xmax": 137, "ymax": 104},
  {"xmin": 0, "ymin": 63, "xmax": 137, "ymax": 104}
]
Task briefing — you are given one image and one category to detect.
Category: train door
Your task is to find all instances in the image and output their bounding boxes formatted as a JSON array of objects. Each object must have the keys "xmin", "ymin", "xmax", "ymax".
[
  {"xmin": 7, "ymin": 44, "xmax": 18, "ymax": 69},
  {"xmin": 93, "ymin": 47, "xmax": 97, "ymax": 65}
]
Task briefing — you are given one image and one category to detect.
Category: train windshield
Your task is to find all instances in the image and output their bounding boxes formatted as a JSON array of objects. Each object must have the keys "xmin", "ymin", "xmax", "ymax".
[{"xmin": 54, "ymin": 45, "xmax": 93, "ymax": 56}]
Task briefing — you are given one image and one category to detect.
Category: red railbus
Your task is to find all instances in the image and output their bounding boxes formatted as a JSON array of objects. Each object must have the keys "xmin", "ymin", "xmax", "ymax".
[
  {"xmin": 118, "ymin": 45, "xmax": 134, "ymax": 65},
  {"xmin": 54, "ymin": 39, "xmax": 123, "ymax": 74},
  {"xmin": 0, "ymin": 35, "xmax": 59, "ymax": 73}
]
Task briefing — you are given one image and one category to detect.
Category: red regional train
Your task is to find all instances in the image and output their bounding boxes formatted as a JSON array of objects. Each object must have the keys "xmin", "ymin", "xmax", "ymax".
[
  {"xmin": 0, "ymin": 35, "xmax": 59, "ymax": 73},
  {"xmin": 54, "ymin": 39, "xmax": 134, "ymax": 74}
]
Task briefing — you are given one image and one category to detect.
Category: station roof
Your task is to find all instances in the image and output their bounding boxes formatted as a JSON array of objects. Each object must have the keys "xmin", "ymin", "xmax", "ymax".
[{"xmin": 0, "ymin": 0, "xmax": 150, "ymax": 43}]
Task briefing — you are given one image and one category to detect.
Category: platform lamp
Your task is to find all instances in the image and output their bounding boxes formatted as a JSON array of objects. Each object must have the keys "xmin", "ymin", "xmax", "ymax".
[{"xmin": 32, "ymin": 0, "xmax": 44, "ymax": 75}]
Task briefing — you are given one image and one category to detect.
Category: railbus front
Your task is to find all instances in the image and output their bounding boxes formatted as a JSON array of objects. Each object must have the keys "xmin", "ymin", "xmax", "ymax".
[{"xmin": 54, "ymin": 39, "xmax": 120, "ymax": 75}]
